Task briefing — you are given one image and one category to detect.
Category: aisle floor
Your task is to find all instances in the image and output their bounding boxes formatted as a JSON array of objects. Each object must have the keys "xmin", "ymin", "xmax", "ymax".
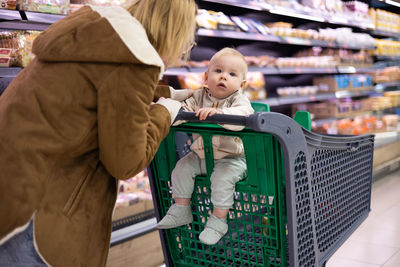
[{"xmin": 327, "ymin": 169, "xmax": 400, "ymax": 267}]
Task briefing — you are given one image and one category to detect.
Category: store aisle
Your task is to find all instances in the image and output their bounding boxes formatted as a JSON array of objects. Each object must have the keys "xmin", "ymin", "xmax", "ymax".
[{"xmin": 327, "ymin": 169, "xmax": 400, "ymax": 267}]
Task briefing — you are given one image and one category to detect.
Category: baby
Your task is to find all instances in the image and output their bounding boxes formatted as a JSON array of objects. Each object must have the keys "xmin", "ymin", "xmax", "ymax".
[{"xmin": 157, "ymin": 47, "xmax": 254, "ymax": 245}]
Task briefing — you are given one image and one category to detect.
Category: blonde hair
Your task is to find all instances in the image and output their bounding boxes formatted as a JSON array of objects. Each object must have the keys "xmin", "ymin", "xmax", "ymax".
[
  {"xmin": 126, "ymin": 0, "xmax": 197, "ymax": 65},
  {"xmin": 209, "ymin": 47, "xmax": 248, "ymax": 79}
]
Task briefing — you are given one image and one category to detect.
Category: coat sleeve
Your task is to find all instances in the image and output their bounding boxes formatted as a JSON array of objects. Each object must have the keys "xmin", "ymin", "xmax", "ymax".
[{"xmin": 97, "ymin": 64, "xmax": 171, "ymax": 180}]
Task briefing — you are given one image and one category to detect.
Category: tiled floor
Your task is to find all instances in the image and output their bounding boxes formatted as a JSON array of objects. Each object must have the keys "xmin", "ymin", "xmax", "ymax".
[{"xmin": 327, "ymin": 169, "xmax": 400, "ymax": 267}]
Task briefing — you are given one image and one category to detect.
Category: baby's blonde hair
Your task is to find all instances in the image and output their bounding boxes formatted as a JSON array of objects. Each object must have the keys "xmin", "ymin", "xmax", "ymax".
[
  {"xmin": 209, "ymin": 47, "xmax": 248, "ymax": 79},
  {"xmin": 126, "ymin": 0, "xmax": 197, "ymax": 64}
]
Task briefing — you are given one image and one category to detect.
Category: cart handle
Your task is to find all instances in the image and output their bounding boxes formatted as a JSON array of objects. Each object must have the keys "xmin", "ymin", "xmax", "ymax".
[{"xmin": 174, "ymin": 109, "xmax": 249, "ymax": 127}]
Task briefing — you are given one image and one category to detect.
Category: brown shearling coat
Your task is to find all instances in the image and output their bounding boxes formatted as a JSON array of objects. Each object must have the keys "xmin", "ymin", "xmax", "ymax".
[{"xmin": 0, "ymin": 5, "xmax": 172, "ymax": 266}]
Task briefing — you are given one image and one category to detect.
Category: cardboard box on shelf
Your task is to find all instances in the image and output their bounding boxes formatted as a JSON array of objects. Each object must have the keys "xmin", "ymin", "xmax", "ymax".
[
  {"xmin": 313, "ymin": 75, "xmax": 351, "ymax": 92},
  {"xmin": 112, "ymin": 199, "xmax": 154, "ymax": 221}
]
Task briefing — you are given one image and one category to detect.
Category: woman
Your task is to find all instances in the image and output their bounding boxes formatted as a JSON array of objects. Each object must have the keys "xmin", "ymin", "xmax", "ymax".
[{"xmin": 0, "ymin": 0, "xmax": 197, "ymax": 266}]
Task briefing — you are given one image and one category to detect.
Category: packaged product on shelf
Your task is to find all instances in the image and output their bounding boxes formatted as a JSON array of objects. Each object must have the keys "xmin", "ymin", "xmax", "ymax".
[
  {"xmin": 294, "ymin": 47, "xmax": 373, "ymax": 67},
  {"xmin": 300, "ymin": 0, "xmax": 324, "ymax": 10},
  {"xmin": 313, "ymin": 75, "xmax": 351, "ymax": 92},
  {"xmin": 0, "ymin": 0, "xmax": 16, "ymax": 9},
  {"xmin": 70, "ymin": 0, "xmax": 127, "ymax": 7},
  {"xmin": 18, "ymin": 0, "xmax": 69, "ymax": 14},
  {"xmin": 313, "ymin": 74, "xmax": 373, "ymax": 92},
  {"xmin": 375, "ymin": 39, "xmax": 400, "ymax": 56},
  {"xmin": 118, "ymin": 170, "xmax": 150, "ymax": 194},
  {"xmin": 230, "ymin": 16, "xmax": 270, "ymax": 35},
  {"xmin": 244, "ymin": 55, "xmax": 276, "ymax": 67},
  {"xmin": 382, "ymin": 115, "xmax": 399, "ymax": 131},
  {"xmin": 374, "ymin": 66, "xmax": 400, "ymax": 83},
  {"xmin": 0, "ymin": 48, "xmax": 13, "ymax": 67},
  {"xmin": 335, "ymin": 28, "xmax": 376, "ymax": 48},
  {"xmin": 276, "ymin": 55, "xmax": 338, "ymax": 68},
  {"xmin": 113, "ymin": 170, "xmax": 153, "ymax": 220},
  {"xmin": 177, "ymin": 73, "xmax": 204, "ymax": 91},
  {"xmin": 196, "ymin": 9, "xmax": 238, "ymax": 31},
  {"xmin": 349, "ymin": 74, "xmax": 373, "ymax": 91},
  {"xmin": 366, "ymin": 96, "xmax": 393, "ymax": 111},
  {"xmin": 242, "ymin": 72, "xmax": 266, "ymax": 100},
  {"xmin": 372, "ymin": 8, "xmax": 400, "ymax": 33},
  {"xmin": 277, "ymin": 85, "xmax": 319, "ymax": 97},
  {"xmin": 384, "ymin": 91, "xmax": 400, "ymax": 107},
  {"xmin": 0, "ymin": 30, "xmax": 41, "ymax": 67},
  {"xmin": 343, "ymin": 1, "xmax": 369, "ymax": 16},
  {"xmin": 312, "ymin": 113, "xmax": 395, "ymax": 135}
]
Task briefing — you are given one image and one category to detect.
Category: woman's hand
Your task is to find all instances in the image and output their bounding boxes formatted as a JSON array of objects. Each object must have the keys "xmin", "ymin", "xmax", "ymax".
[{"xmin": 196, "ymin": 107, "xmax": 222, "ymax": 120}]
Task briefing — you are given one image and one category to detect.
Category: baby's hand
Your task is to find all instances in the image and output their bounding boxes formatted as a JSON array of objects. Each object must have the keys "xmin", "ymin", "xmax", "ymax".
[
  {"xmin": 188, "ymin": 89, "xmax": 195, "ymax": 98},
  {"xmin": 196, "ymin": 107, "xmax": 222, "ymax": 120}
]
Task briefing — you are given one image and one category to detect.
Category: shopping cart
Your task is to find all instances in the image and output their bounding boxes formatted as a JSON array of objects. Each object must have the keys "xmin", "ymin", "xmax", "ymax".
[{"xmin": 148, "ymin": 103, "xmax": 374, "ymax": 267}]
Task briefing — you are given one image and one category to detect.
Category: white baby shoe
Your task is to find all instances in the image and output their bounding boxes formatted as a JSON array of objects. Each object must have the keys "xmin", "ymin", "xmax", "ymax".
[
  {"xmin": 199, "ymin": 215, "xmax": 228, "ymax": 245},
  {"xmin": 157, "ymin": 204, "xmax": 193, "ymax": 229}
]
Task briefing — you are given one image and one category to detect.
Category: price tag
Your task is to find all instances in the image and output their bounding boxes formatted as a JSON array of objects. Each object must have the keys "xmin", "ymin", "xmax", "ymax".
[
  {"xmin": 337, "ymin": 66, "xmax": 356, "ymax": 73},
  {"xmin": 285, "ymin": 37, "xmax": 311, "ymax": 46},
  {"xmin": 331, "ymin": 15, "xmax": 348, "ymax": 24}
]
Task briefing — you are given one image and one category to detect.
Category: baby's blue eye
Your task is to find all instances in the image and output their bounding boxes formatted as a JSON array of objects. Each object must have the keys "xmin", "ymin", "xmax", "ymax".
[
  {"xmin": 230, "ymin": 72, "xmax": 236, "ymax": 77},
  {"xmin": 215, "ymin": 69, "xmax": 222, "ymax": 73}
]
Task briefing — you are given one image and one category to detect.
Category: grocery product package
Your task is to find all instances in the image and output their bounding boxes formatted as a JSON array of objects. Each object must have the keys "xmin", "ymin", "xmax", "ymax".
[
  {"xmin": 18, "ymin": 0, "xmax": 69, "ymax": 14},
  {"xmin": 0, "ymin": 30, "xmax": 41, "ymax": 67}
]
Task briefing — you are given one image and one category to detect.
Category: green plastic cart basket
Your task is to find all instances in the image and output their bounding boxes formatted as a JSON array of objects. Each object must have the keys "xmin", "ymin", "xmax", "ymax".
[{"xmin": 148, "ymin": 104, "xmax": 374, "ymax": 267}]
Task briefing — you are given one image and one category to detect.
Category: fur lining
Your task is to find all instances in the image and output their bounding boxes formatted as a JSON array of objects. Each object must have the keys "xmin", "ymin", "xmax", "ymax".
[
  {"xmin": 32, "ymin": 219, "xmax": 52, "ymax": 266},
  {"xmin": 89, "ymin": 5, "xmax": 164, "ymax": 79},
  {"xmin": 0, "ymin": 218, "xmax": 31, "ymax": 246},
  {"xmin": 0, "ymin": 214, "xmax": 51, "ymax": 266}
]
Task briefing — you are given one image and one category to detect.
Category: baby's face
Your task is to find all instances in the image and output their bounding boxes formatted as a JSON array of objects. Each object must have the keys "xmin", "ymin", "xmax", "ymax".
[{"xmin": 205, "ymin": 55, "xmax": 246, "ymax": 99}]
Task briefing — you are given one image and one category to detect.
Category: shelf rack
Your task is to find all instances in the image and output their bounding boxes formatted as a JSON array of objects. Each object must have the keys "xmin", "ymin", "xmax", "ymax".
[
  {"xmin": 196, "ymin": 28, "xmax": 377, "ymax": 50},
  {"xmin": 0, "ymin": 9, "xmax": 64, "ymax": 30},
  {"xmin": 199, "ymin": 0, "xmax": 376, "ymax": 29},
  {"xmin": 165, "ymin": 65, "xmax": 376, "ymax": 76}
]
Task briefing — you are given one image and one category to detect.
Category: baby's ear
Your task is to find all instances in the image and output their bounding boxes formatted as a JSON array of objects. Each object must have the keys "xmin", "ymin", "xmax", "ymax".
[
  {"xmin": 204, "ymin": 70, "xmax": 209, "ymax": 83},
  {"xmin": 241, "ymin": 80, "xmax": 247, "ymax": 88}
]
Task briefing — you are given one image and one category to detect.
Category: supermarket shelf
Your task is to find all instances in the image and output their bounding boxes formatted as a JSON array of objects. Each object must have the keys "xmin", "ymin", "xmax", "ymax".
[
  {"xmin": 24, "ymin": 11, "xmax": 64, "ymax": 24},
  {"xmin": 382, "ymin": 0, "xmax": 400, "ymax": 9},
  {"xmin": 164, "ymin": 66, "xmax": 376, "ymax": 76},
  {"xmin": 373, "ymin": 155, "xmax": 400, "ymax": 182},
  {"xmin": 0, "ymin": 9, "xmax": 64, "ymax": 30},
  {"xmin": 375, "ymin": 55, "xmax": 400, "ymax": 61},
  {"xmin": 110, "ymin": 217, "xmax": 157, "ymax": 247},
  {"xmin": 0, "ymin": 20, "xmax": 49, "ymax": 31},
  {"xmin": 198, "ymin": 0, "xmax": 375, "ymax": 29},
  {"xmin": 312, "ymin": 111, "xmax": 374, "ymax": 127},
  {"xmin": 199, "ymin": 0, "xmax": 265, "ymax": 11},
  {"xmin": 276, "ymin": 67, "xmax": 337, "ymax": 74},
  {"xmin": 370, "ymin": 30, "xmax": 400, "ymax": 39},
  {"xmin": 375, "ymin": 81, "xmax": 400, "ymax": 91},
  {"xmin": 252, "ymin": 90, "xmax": 374, "ymax": 107},
  {"xmin": 196, "ymin": 28, "xmax": 376, "ymax": 50},
  {"xmin": 374, "ymin": 129, "xmax": 400, "ymax": 148},
  {"xmin": 6, "ymin": 65, "xmax": 373, "ymax": 77},
  {"xmin": 0, "ymin": 9, "xmax": 24, "ymax": 20},
  {"xmin": 165, "ymin": 67, "xmax": 206, "ymax": 75},
  {"xmin": 0, "ymin": 67, "xmax": 22, "ymax": 77}
]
